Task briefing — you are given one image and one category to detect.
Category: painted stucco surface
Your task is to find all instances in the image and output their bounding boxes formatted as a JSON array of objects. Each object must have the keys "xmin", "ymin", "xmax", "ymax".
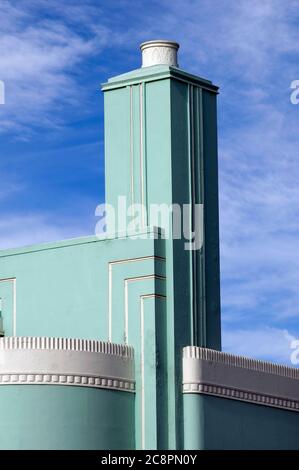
[
  {"xmin": 0, "ymin": 233, "xmax": 164, "ymax": 340},
  {"xmin": 184, "ymin": 394, "xmax": 299, "ymax": 450},
  {"xmin": 0, "ymin": 385, "xmax": 134, "ymax": 449},
  {"xmin": 0, "ymin": 231, "xmax": 166, "ymax": 449}
]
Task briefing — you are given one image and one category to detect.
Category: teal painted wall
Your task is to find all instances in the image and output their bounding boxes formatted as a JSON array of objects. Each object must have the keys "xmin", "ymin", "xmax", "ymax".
[
  {"xmin": 0, "ymin": 233, "xmax": 164, "ymax": 340},
  {"xmin": 0, "ymin": 385, "xmax": 134, "ymax": 450},
  {"xmin": 184, "ymin": 394, "xmax": 299, "ymax": 450},
  {"xmin": 0, "ymin": 231, "xmax": 166, "ymax": 449}
]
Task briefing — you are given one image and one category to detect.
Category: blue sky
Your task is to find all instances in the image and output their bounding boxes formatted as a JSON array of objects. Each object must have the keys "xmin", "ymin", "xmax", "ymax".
[{"xmin": 1, "ymin": 0, "xmax": 299, "ymax": 365}]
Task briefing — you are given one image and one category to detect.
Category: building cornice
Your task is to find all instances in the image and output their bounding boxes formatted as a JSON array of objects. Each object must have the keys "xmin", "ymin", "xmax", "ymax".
[
  {"xmin": 0, "ymin": 336, "xmax": 134, "ymax": 357},
  {"xmin": 0, "ymin": 337, "xmax": 135, "ymax": 393},
  {"xmin": 183, "ymin": 347, "xmax": 299, "ymax": 412},
  {"xmin": 102, "ymin": 66, "xmax": 218, "ymax": 94}
]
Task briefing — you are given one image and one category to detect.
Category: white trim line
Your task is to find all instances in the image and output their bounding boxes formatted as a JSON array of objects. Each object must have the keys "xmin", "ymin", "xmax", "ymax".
[
  {"xmin": 0, "ymin": 337, "xmax": 135, "ymax": 393},
  {"xmin": 108, "ymin": 256, "xmax": 166, "ymax": 341},
  {"xmin": 140, "ymin": 294, "xmax": 166, "ymax": 450},
  {"xmin": 183, "ymin": 347, "xmax": 299, "ymax": 412},
  {"xmin": 140, "ymin": 295, "xmax": 145, "ymax": 449},
  {"xmin": 183, "ymin": 346, "xmax": 299, "ymax": 379},
  {"xmin": 0, "ymin": 336, "xmax": 134, "ymax": 357},
  {"xmin": 130, "ymin": 85, "xmax": 135, "ymax": 207},
  {"xmin": 139, "ymin": 83, "xmax": 144, "ymax": 225},
  {"xmin": 0, "ymin": 373, "xmax": 135, "ymax": 392},
  {"xmin": 124, "ymin": 274, "xmax": 166, "ymax": 343},
  {"xmin": 182, "ymin": 382, "xmax": 299, "ymax": 412},
  {"xmin": 108, "ymin": 263, "xmax": 113, "ymax": 341}
]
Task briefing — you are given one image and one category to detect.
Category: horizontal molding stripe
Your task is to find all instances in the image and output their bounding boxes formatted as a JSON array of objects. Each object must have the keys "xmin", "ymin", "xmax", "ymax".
[
  {"xmin": 0, "ymin": 337, "xmax": 133, "ymax": 358},
  {"xmin": 0, "ymin": 337, "xmax": 135, "ymax": 393},
  {"xmin": 0, "ymin": 373, "xmax": 135, "ymax": 392},
  {"xmin": 183, "ymin": 346, "xmax": 299, "ymax": 379},
  {"xmin": 183, "ymin": 382, "xmax": 299, "ymax": 412},
  {"xmin": 183, "ymin": 347, "xmax": 299, "ymax": 412}
]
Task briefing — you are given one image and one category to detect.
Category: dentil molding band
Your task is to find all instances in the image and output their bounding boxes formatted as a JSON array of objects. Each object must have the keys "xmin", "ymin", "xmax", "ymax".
[
  {"xmin": 183, "ymin": 346, "xmax": 299, "ymax": 412},
  {"xmin": 0, "ymin": 337, "xmax": 135, "ymax": 392}
]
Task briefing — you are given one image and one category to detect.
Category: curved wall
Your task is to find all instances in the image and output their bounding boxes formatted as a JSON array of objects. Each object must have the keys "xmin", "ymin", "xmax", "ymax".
[
  {"xmin": 182, "ymin": 346, "xmax": 299, "ymax": 450},
  {"xmin": 0, "ymin": 337, "xmax": 135, "ymax": 449},
  {"xmin": 0, "ymin": 385, "xmax": 134, "ymax": 449}
]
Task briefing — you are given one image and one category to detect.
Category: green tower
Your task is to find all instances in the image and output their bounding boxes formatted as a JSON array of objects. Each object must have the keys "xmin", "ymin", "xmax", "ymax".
[
  {"xmin": 102, "ymin": 40, "xmax": 221, "ymax": 448},
  {"xmin": 103, "ymin": 41, "xmax": 221, "ymax": 349}
]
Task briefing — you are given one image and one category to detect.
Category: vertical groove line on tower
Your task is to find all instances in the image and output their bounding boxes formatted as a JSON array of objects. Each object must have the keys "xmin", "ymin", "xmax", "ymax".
[
  {"xmin": 198, "ymin": 87, "xmax": 207, "ymax": 347},
  {"xmin": 139, "ymin": 83, "xmax": 146, "ymax": 227},
  {"xmin": 130, "ymin": 85, "xmax": 135, "ymax": 208}
]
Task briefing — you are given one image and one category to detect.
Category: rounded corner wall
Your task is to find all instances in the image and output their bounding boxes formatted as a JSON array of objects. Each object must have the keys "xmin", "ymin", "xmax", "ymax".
[{"xmin": 0, "ymin": 337, "xmax": 135, "ymax": 450}]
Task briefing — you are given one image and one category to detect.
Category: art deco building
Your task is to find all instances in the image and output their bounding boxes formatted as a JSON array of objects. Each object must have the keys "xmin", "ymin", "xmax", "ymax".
[{"xmin": 0, "ymin": 41, "xmax": 298, "ymax": 450}]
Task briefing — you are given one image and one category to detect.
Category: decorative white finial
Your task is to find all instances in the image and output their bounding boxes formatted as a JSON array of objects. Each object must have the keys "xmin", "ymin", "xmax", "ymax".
[{"xmin": 140, "ymin": 40, "xmax": 179, "ymax": 68}]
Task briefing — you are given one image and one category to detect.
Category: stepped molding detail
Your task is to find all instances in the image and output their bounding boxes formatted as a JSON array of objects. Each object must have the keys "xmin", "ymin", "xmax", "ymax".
[
  {"xmin": 183, "ymin": 346, "xmax": 299, "ymax": 412},
  {"xmin": 0, "ymin": 337, "xmax": 135, "ymax": 392}
]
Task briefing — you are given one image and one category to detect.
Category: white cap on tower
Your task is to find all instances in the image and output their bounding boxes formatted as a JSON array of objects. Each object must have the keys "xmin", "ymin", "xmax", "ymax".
[{"xmin": 140, "ymin": 40, "xmax": 179, "ymax": 68}]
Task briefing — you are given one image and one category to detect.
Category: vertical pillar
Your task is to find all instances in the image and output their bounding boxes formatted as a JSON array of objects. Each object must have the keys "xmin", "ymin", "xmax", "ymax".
[{"xmin": 102, "ymin": 40, "xmax": 221, "ymax": 448}]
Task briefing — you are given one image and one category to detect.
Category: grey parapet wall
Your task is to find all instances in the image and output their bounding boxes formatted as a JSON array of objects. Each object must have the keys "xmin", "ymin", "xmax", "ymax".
[
  {"xmin": 0, "ymin": 337, "xmax": 135, "ymax": 449},
  {"xmin": 183, "ymin": 346, "xmax": 299, "ymax": 450}
]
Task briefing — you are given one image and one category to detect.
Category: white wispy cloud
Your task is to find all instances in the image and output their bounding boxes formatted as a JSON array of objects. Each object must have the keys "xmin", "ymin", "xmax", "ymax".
[
  {"xmin": 0, "ymin": 0, "xmax": 110, "ymax": 134},
  {"xmin": 0, "ymin": 212, "xmax": 89, "ymax": 250},
  {"xmin": 223, "ymin": 326, "xmax": 297, "ymax": 365}
]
